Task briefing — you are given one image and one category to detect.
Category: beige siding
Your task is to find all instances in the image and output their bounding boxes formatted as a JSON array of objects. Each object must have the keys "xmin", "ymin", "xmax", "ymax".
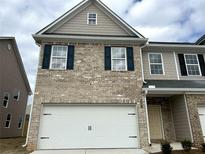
[
  {"xmin": 50, "ymin": 4, "xmax": 131, "ymax": 36},
  {"xmin": 171, "ymin": 95, "xmax": 191, "ymax": 141},
  {"xmin": 175, "ymin": 51, "xmax": 205, "ymax": 80},
  {"xmin": 142, "ymin": 50, "xmax": 178, "ymax": 80}
]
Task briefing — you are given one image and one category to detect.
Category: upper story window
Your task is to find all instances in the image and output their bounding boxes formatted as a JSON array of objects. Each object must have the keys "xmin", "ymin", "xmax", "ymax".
[
  {"xmin": 2, "ymin": 93, "xmax": 9, "ymax": 108},
  {"xmin": 87, "ymin": 13, "xmax": 97, "ymax": 25},
  {"xmin": 149, "ymin": 53, "xmax": 164, "ymax": 75},
  {"xmin": 5, "ymin": 114, "xmax": 12, "ymax": 128},
  {"xmin": 18, "ymin": 115, "xmax": 23, "ymax": 129},
  {"xmin": 184, "ymin": 54, "xmax": 201, "ymax": 76},
  {"xmin": 50, "ymin": 45, "xmax": 68, "ymax": 70},
  {"xmin": 111, "ymin": 47, "xmax": 127, "ymax": 71},
  {"xmin": 13, "ymin": 90, "xmax": 20, "ymax": 101}
]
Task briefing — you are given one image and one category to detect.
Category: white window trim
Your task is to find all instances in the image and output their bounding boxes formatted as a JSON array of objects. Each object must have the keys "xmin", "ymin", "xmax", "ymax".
[
  {"xmin": 111, "ymin": 47, "xmax": 127, "ymax": 71},
  {"xmin": 49, "ymin": 45, "xmax": 68, "ymax": 70},
  {"xmin": 18, "ymin": 115, "xmax": 23, "ymax": 129},
  {"xmin": 148, "ymin": 53, "xmax": 165, "ymax": 75},
  {"xmin": 5, "ymin": 114, "xmax": 12, "ymax": 128},
  {"xmin": 184, "ymin": 54, "xmax": 201, "ymax": 76},
  {"xmin": 2, "ymin": 92, "xmax": 9, "ymax": 108},
  {"xmin": 87, "ymin": 13, "xmax": 97, "ymax": 25}
]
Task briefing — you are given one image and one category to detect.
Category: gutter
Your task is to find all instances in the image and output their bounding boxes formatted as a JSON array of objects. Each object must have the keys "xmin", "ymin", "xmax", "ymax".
[
  {"xmin": 143, "ymin": 88, "xmax": 205, "ymax": 92},
  {"xmin": 146, "ymin": 44, "xmax": 205, "ymax": 48},
  {"xmin": 32, "ymin": 34, "xmax": 148, "ymax": 45}
]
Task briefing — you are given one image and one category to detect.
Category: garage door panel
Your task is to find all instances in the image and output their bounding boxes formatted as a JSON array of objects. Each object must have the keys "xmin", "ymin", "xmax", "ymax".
[{"xmin": 38, "ymin": 105, "xmax": 138, "ymax": 149}]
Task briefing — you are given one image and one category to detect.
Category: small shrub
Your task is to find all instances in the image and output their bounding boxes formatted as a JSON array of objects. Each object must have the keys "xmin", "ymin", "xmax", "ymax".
[
  {"xmin": 161, "ymin": 140, "xmax": 173, "ymax": 154},
  {"xmin": 201, "ymin": 143, "xmax": 205, "ymax": 152},
  {"xmin": 181, "ymin": 139, "xmax": 192, "ymax": 152}
]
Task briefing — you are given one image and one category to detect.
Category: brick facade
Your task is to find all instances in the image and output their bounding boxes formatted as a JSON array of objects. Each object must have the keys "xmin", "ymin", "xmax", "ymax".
[
  {"xmin": 185, "ymin": 94, "xmax": 204, "ymax": 147},
  {"xmin": 27, "ymin": 43, "xmax": 149, "ymax": 151}
]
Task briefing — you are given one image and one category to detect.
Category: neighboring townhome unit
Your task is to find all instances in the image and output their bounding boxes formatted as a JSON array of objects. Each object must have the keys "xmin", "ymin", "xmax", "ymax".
[
  {"xmin": 142, "ymin": 41, "xmax": 205, "ymax": 146},
  {"xmin": 0, "ymin": 37, "xmax": 32, "ymax": 138}
]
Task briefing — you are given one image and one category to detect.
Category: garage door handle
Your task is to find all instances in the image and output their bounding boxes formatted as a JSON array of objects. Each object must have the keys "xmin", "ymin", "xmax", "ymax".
[
  {"xmin": 129, "ymin": 136, "xmax": 137, "ymax": 138},
  {"xmin": 199, "ymin": 114, "xmax": 204, "ymax": 116},
  {"xmin": 128, "ymin": 113, "xmax": 136, "ymax": 115},
  {"xmin": 40, "ymin": 137, "xmax": 50, "ymax": 139},
  {"xmin": 43, "ymin": 113, "xmax": 52, "ymax": 115}
]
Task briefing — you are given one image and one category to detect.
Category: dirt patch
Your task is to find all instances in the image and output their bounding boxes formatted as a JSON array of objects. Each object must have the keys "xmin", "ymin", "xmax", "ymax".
[
  {"xmin": 152, "ymin": 149, "xmax": 204, "ymax": 154},
  {"xmin": 0, "ymin": 137, "xmax": 30, "ymax": 154}
]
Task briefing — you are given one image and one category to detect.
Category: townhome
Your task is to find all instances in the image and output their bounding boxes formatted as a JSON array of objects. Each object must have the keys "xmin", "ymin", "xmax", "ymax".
[
  {"xmin": 27, "ymin": 0, "xmax": 205, "ymax": 152},
  {"xmin": 142, "ymin": 41, "xmax": 205, "ymax": 146},
  {"xmin": 0, "ymin": 37, "xmax": 32, "ymax": 138}
]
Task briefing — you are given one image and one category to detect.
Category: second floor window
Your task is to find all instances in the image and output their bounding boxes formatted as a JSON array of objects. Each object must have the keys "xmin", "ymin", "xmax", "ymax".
[
  {"xmin": 2, "ymin": 93, "xmax": 9, "ymax": 108},
  {"xmin": 111, "ymin": 47, "xmax": 127, "ymax": 71},
  {"xmin": 149, "ymin": 53, "xmax": 164, "ymax": 75},
  {"xmin": 184, "ymin": 54, "xmax": 201, "ymax": 76},
  {"xmin": 5, "ymin": 114, "xmax": 12, "ymax": 128},
  {"xmin": 50, "ymin": 46, "xmax": 68, "ymax": 70},
  {"xmin": 87, "ymin": 13, "xmax": 97, "ymax": 25}
]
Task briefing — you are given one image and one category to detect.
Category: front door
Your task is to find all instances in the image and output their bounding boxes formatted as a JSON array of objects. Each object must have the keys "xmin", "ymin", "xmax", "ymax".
[{"xmin": 148, "ymin": 105, "xmax": 163, "ymax": 141}]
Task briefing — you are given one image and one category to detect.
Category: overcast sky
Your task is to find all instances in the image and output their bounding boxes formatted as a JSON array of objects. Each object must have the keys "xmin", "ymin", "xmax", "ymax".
[{"xmin": 0, "ymin": 0, "xmax": 205, "ymax": 104}]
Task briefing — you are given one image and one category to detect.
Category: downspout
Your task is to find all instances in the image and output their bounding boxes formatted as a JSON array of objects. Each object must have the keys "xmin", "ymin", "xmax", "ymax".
[
  {"xmin": 140, "ymin": 43, "xmax": 148, "ymax": 84},
  {"xmin": 144, "ymin": 90, "xmax": 151, "ymax": 146},
  {"xmin": 22, "ymin": 96, "xmax": 34, "ymax": 147},
  {"xmin": 22, "ymin": 43, "xmax": 41, "ymax": 147},
  {"xmin": 140, "ymin": 41, "xmax": 151, "ymax": 145}
]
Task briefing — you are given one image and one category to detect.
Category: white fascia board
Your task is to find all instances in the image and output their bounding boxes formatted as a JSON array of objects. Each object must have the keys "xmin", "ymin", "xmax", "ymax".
[
  {"xmin": 95, "ymin": 0, "xmax": 144, "ymax": 38},
  {"xmin": 143, "ymin": 88, "xmax": 205, "ymax": 92},
  {"xmin": 146, "ymin": 44, "xmax": 205, "ymax": 48},
  {"xmin": 33, "ymin": 34, "xmax": 148, "ymax": 44},
  {"xmin": 36, "ymin": 0, "xmax": 89, "ymax": 35}
]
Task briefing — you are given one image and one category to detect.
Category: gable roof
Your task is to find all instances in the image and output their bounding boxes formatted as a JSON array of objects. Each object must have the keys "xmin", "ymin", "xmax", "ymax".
[
  {"xmin": 195, "ymin": 34, "xmax": 205, "ymax": 45},
  {"xmin": 0, "ymin": 37, "xmax": 32, "ymax": 95},
  {"xmin": 36, "ymin": 0, "xmax": 144, "ymax": 38}
]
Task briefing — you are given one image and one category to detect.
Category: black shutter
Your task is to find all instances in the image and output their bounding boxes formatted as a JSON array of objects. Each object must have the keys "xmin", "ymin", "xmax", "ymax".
[
  {"xmin": 42, "ymin": 45, "xmax": 52, "ymax": 69},
  {"xmin": 127, "ymin": 47, "xmax": 134, "ymax": 71},
  {"xmin": 67, "ymin": 45, "xmax": 75, "ymax": 70},
  {"xmin": 104, "ymin": 46, "xmax": 111, "ymax": 70},
  {"xmin": 178, "ymin": 54, "xmax": 187, "ymax": 76},
  {"xmin": 198, "ymin": 54, "xmax": 205, "ymax": 76}
]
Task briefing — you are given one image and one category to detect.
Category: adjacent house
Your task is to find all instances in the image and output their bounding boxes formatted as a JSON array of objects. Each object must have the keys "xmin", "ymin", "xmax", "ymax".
[
  {"xmin": 27, "ymin": 0, "xmax": 205, "ymax": 151},
  {"xmin": 0, "ymin": 37, "xmax": 32, "ymax": 138}
]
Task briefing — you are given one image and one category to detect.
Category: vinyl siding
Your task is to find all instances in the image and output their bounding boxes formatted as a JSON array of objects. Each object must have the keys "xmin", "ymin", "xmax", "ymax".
[
  {"xmin": 50, "ymin": 4, "xmax": 131, "ymax": 36},
  {"xmin": 175, "ymin": 51, "xmax": 205, "ymax": 80},
  {"xmin": 171, "ymin": 95, "xmax": 191, "ymax": 141},
  {"xmin": 142, "ymin": 46, "xmax": 205, "ymax": 80},
  {"xmin": 142, "ymin": 50, "xmax": 178, "ymax": 80}
]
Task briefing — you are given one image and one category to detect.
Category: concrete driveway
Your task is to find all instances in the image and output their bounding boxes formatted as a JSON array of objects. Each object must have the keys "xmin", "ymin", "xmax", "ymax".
[{"xmin": 31, "ymin": 149, "xmax": 147, "ymax": 154}]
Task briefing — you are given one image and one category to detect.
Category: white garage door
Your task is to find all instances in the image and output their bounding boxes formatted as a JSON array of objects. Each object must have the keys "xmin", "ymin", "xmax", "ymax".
[
  {"xmin": 198, "ymin": 106, "xmax": 205, "ymax": 141},
  {"xmin": 37, "ymin": 105, "xmax": 139, "ymax": 149}
]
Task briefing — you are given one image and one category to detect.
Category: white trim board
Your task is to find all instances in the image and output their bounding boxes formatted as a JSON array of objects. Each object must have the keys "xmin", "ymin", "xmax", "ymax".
[{"xmin": 35, "ymin": 0, "xmax": 144, "ymax": 38}]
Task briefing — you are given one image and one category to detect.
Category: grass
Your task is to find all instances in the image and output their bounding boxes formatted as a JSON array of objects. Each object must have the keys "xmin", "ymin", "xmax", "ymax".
[{"xmin": 0, "ymin": 137, "xmax": 29, "ymax": 154}]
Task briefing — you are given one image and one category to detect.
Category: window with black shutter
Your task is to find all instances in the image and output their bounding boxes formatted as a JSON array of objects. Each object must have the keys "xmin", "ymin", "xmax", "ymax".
[
  {"xmin": 105, "ymin": 46, "xmax": 134, "ymax": 71},
  {"xmin": 42, "ymin": 45, "xmax": 75, "ymax": 70}
]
